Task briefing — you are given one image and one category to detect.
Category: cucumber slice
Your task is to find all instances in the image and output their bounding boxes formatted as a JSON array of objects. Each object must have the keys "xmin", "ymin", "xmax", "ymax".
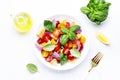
[
  {"xmin": 43, "ymin": 44, "xmax": 55, "ymax": 51},
  {"xmin": 70, "ymin": 49, "xmax": 81, "ymax": 58}
]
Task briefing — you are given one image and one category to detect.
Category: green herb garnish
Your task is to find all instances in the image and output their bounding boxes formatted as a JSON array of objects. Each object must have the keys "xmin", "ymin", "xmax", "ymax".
[
  {"xmin": 26, "ymin": 63, "xmax": 38, "ymax": 73},
  {"xmin": 80, "ymin": 0, "xmax": 111, "ymax": 25},
  {"xmin": 60, "ymin": 25, "xmax": 80, "ymax": 45},
  {"xmin": 44, "ymin": 20, "xmax": 55, "ymax": 32},
  {"xmin": 60, "ymin": 53, "xmax": 68, "ymax": 65}
]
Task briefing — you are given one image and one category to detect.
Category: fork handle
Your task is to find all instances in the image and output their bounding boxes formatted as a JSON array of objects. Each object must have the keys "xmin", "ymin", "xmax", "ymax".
[{"xmin": 88, "ymin": 66, "xmax": 93, "ymax": 72}]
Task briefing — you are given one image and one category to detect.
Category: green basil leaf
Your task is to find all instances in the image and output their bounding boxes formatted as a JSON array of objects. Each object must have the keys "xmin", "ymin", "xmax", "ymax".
[
  {"xmin": 26, "ymin": 63, "xmax": 38, "ymax": 73},
  {"xmin": 43, "ymin": 44, "xmax": 55, "ymax": 51},
  {"xmin": 94, "ymin": 10, "xmax": 107, "ymax": 21},
  {"xmin": 99, "ymin": 0, "xmax": 105, "ymax": 3},
  {"xmin": 70, "ymin": 25, "xmax": 80, "ymax": 32},
  {"xmin": 87, "ymin": 13, "xmax": 96, "ymax": 21},
  {"xmin": 81, "ymin": 7, "xmax": 91, "ymax": 14},
  {"xmin": 98, "ymin": 3, "xmax": 111, "ymax": 10},
  {"xmin": 60, "ymin": 27, "xmax": 69, "ymax": 34},
  {"xmin": 70, "ymin": 49, "xmax": 81, "ymax": 58},
  {"xmin": 68, "ymin": 31, "xmax": 76, "ymax": 40},
  {"xmin": 44, "ymin": 20, "xmax": 55, "ymax": 32},
  {"xmin": 94, "ymin": 0, "xmax": 100, "ymax": 4},
  {"xmin": 60, "ymin": 35, "xmax": 69, "ymax": 45},
  {"xmin": 60, "ymin": 53, "xmax": 67, "ymax": 65},
  {"xmin": 95, "ymin": 21, "xmax": 101, "ymax": 25}
]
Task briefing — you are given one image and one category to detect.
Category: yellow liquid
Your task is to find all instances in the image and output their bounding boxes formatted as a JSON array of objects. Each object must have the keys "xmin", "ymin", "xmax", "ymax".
[{"xmin": 13, "ymin": 12, "xmax": 32, "ymax": 33}]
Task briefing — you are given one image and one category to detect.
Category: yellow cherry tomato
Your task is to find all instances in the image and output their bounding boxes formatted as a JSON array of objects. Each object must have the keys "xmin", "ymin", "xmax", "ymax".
[
  {"xmin": 13, "ymin": 12, "xmax": 32, "ymax": 33},
  {"xmin": 57, "ymin": 23, "xmax": 65, "ymax": 28},
  {"xmin": 41, "ymin": 50, "xmax": 49, "ymax": 58},
  {"xmin": 80, "ymin": 35, "xmax": 86, "ymax": 43}
]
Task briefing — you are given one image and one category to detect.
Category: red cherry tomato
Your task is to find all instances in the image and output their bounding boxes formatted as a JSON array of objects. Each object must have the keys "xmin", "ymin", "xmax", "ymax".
[
  {"xmin": 42, "ymin": 33, "xmax": 51, "ymax": 42},
  {"xmin": 52, "ymin": 29, "xmax": 61, "ymax": 38},
  {"xmin": 68, "ymin": 54, "xmax": 75, "ymax": 60},
  {"xmin": 37, "ymin": 37, "xmax": 43, "ymax": 44},
  {"xmin": 66, "ymin": 22, "xmax": 70, "ymax": 29},
  {"xmin": 63, "ymin": 47, "xmax": 70, "ymax": 55},
  {"xmin": 54, "ymin": 43, "xmax": 61, "ymax": 52},
  {"xmin": 79, "ymin": 43, "xmax": 84, "ymax": 52}
]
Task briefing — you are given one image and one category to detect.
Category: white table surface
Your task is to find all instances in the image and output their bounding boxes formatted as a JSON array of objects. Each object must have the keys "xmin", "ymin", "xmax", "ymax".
[{"xmin": 0, "ymin": 0, "xmax": 120, "ymax": 80}]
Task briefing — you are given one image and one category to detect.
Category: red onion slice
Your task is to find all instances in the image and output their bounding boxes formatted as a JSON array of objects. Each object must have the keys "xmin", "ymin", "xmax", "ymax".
[
  {"xmin": 35, "ymin": 43, "xmax": 42, "ymax": 51},
  {"xmin": 52, "ymin": 52, "xmax": 60, "ymax": 58},
  {"xmin": 76, "ymin": 40, "xmax": 80, "ymax": 51},
  {"xmin": 76, "ymin": 29, "xmax": 82, "ymax": 34}
]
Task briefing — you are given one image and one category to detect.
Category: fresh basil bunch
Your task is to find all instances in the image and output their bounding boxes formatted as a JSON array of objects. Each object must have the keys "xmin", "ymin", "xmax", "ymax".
[{"xmin": 80, "ymin": 0, "xmax": 111, "ymax": 25}]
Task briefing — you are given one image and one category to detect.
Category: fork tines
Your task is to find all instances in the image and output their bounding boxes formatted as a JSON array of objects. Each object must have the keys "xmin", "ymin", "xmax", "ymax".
[{"xmin": 92, "ymin": 52, "xmax": 104, "ymax": 64}]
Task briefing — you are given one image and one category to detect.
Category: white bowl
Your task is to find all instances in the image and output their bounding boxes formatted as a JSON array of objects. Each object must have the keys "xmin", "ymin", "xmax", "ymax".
[{"xmin": 34, "ymin": 15, "xmax": 90, "ymax": 70}]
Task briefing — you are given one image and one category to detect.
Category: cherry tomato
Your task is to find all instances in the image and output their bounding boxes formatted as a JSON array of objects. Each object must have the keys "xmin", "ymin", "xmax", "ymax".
[
  {"xmin": 63, "ymin": 47, "xmax": 70, "ymax": 55},
  {"xmin": 80, "ymin": 35, "xmax": 86, "ymax": 43},
  {"xmin": 42, "ymin": 33, "xmax": 51, "ymax": 42},
  {"xmin": 79, "ymin": 43, "xmax": 84, "ymax": 52},
  {"xmin": 41, "ymin": 50, "xmax": 49, "ymax": 58},
  {"xmin": 67, "ymin": 54, "xmax": 75, "ymax": 60},
  {"xmin": 54, "ymin": 43, "xmax": 61, "ymax": 52},
  {"xmin": 52, "ymin": 29, "xmax": 61, "ymax": 39},
  {"xmin": 68, "ymin": 41, "xmax": 73, "ymax": 49},
  {"xmin": 57, "ymin": 23, "xmax": 65, "ymax": 28},
  {"xmin": 37, "ymin": 37, "xmax": 43, "ymax": 44},
  {"xmin": 45, "ymin": 56, "xmax": 53, "ymax": 62},
  {"xmin": 66, "ymin": 22, "xmax": 70, "ymax": 29}
]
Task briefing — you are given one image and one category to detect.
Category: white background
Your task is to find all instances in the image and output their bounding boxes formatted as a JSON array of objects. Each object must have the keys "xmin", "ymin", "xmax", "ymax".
[{"xmin": 0, "ymin": 0, "xmax": 120, "ymax": 80}]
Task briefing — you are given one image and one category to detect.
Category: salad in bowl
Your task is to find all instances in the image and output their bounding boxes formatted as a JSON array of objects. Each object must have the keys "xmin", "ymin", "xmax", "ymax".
[{"xmin": 35, "ymin": 15, "xmax": 89, "ymax": 70}]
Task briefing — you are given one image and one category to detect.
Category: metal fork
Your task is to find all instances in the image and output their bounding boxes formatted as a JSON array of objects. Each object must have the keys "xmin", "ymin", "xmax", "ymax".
[
  {"xmin": 88, "ymin": 52, "xmax": 104, "ymax": 72},
  {"xmin": 82, "ymin": 52, "xmax": 104, "ymax": 80}
]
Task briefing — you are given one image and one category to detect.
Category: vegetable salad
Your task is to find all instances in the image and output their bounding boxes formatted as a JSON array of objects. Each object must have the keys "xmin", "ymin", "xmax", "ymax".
[{"xmin": 36, "ymin": 19, "xmax": 86, "ymax": 65}]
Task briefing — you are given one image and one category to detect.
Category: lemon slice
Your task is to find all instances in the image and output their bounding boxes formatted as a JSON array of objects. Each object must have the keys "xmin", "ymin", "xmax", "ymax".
[
  {"xmin": 13, "ymin": 12, "xmax": 32, "ymax": 33},
  {"xmin": 96, "ymin": 32, "xmax": 110, "ymax": 45}
]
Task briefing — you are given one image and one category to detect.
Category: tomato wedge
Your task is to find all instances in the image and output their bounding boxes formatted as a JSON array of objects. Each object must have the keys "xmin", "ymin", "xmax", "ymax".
[
  {"xmin": 42, "ymin": 33, "xmax": 51, "ymax": 42},
  {"xmin": 54, "ymin": 43, "xmax": 61, "ymax": 52},
  {"xmin": 52, "ymin": 29, "xmax": 61, "ymax": 39},
  {"xmin": 63, "ymin": 47, "xmax": 70, "ymax": 55}
]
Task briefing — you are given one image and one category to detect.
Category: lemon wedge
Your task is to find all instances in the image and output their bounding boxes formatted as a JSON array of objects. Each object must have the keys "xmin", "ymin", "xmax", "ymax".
[
  {"xmin": 13, "ymin": 12, "xmax": 32, "ymax": 33},
  {"xmin": 96, "ymin": 32, "xmax": 110, "ymax": 45}
]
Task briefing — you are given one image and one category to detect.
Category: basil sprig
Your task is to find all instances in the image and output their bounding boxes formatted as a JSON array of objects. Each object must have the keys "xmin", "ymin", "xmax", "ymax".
[{"xmin": 60, "ymin": 25, "xmax": 80, "ymax": 45}]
